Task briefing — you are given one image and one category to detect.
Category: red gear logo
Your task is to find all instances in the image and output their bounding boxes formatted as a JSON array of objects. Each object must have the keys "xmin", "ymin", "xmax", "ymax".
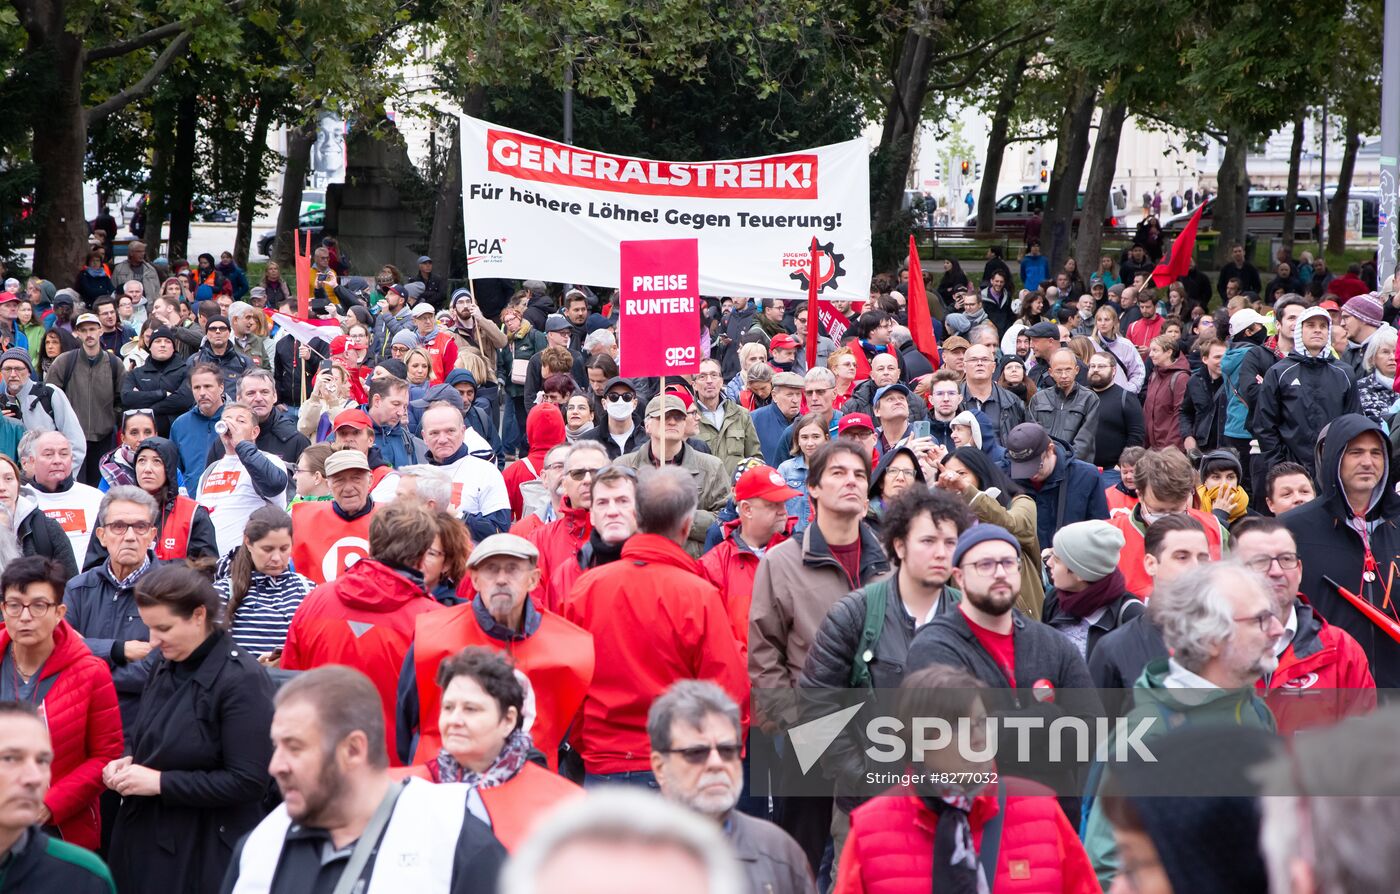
[{"xmin": 788, "ymin": 241, "xmax": 847, "ymax": 294}]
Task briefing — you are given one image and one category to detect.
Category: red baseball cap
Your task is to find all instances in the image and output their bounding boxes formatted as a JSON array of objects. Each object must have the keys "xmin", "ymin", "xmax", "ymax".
[
  {"xmin": 837, "ymin": 413, "xmax": 876, "ymax": 436},
  {"xmin": 332, "ymin": 408, "xmax": 372, "ymax": 431},
  {"xmin": 1318, "ymin": 299, "xmax": 1341, "ymax": 312},
  {"xmin": 734, "ymin": 465, "xmax": 800, "ymax": 503},
  {"xmin": 665, "ymin": 384, "xmax": 695, "ymax": 410},
  {"xmin": 0, "ymin": 292, "xmax": 17, "ymax": 305},
  {"xmin": 770, "ymin": 333, "xmax": 800, "ymax": 350}
]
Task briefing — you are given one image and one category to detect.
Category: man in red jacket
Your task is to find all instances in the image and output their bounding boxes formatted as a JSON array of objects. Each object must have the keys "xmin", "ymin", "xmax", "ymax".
[
  {"xmin": 1231, "ymin": 516, "xmax": 1376, "ymax": 736},
  {"xmin": 836, "ymin": 665, "xmax": 1099, "ymax": 894},
  {"xmin": 699, "ymin": 464, "xmax": 799, "ymax": 652},
  {"xmin": 0, "ymin": 556, "xmax": 122, "ymax": 852},
  {"xmin": 561, "ymin": 466, "xmax": 748, "ymax": 786},
  {"xmin": 281, "ymin": 503, "xmax": 443, "ymax": 765}
]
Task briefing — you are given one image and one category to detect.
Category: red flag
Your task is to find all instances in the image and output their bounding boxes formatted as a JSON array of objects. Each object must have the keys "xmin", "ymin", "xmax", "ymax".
[
  {"xmin": 805, "ymin": 237, "xmax": 820, "ymax": 372},
  {"xmin": 1151, "ymin": 204, "xmax": 1204, "ymax": 288},
  {"xmin": 905, "ymin": 235, "xmax": 941, "ymax": 371},
  {"xmin": 295, "ymin": 229, "xmax": 313, "ymax": 315}
]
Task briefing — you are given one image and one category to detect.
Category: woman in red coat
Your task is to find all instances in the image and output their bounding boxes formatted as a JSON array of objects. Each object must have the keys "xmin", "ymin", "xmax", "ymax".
[
  {"xmin": 835, "ymin": 666, "xmax": 1099, "ymax": 894},
  {"xmin": 396, "ymin": 646, "xmax": 581, "ymax": 851},
  {"xmin": 0, "ymin": 556, "xmax": 123, "ymax": 851}
]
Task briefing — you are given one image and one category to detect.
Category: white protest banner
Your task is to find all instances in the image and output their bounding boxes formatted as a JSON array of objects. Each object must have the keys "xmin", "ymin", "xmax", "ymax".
[{"xmin": 459, "ymin": 115, "xmax": 871, "ymax": 301}]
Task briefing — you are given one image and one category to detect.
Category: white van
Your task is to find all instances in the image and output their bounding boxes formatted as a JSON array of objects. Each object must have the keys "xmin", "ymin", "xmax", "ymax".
[
  {"xmin": 1162, "ymin": 191, "xmax": 1320, "ymax": 240},
  {"xmin": 971, "ymin": 188, "xmax": 1122, "ymax": 229}
]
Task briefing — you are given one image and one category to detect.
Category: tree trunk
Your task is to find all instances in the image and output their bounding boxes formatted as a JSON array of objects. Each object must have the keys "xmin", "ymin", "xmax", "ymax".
[
  {"xmin": 234, "ymin": 91, "xmax": 275, "ymax": 268},
  {"xmin": 26, "ymin": 23, "xmax": 89, "ymax": 282},
  {"xmin": 1215, "ymin": 131, "xmax": 1250, "ymax": 259},
  {"xmin": 272, "ymin": 122, "xmax": 315, "ymax": 273},
  {"xmin": 1075, "ymin": 100, "xmax": 1128, "ymax": 277},
  {"xmin": 1328, "ymin": 113, "xmax": 1361, "ymax": 256},
  {"xmin": 428, "ymin": 121, "xmax": 463, "ymax": 282},
  {"xmin": 1042, "ymin": 73, "xmax": 1097, "ymax": 271},
  {"xmin": 167, "ymin": 92, "xmax": 197, "ymax": 262},
  {"xmin": 871, "ymin": 8, "xmax": 937, "ymax": 267},
  {"xmin": 975, "ymin": 55, "xmax": 1026, "ymax": 234},
  {"xmin": 1281, "ymin": 111, "xmax": 1305, "ymax": 256},
  {"xmin": 145, "ymin": 95, "xmax": 174, "ymax": 260}
]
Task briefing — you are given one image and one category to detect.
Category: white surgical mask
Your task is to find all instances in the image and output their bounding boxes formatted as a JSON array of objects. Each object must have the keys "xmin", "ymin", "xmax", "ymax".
[{"xmin": 605, "ymin": 399, "xmax": 636, "ymax": 421}]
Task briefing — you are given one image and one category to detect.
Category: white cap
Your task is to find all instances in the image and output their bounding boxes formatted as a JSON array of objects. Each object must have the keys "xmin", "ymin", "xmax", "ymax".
[
  {"xmin": 1228, "ymin": 309, "xmax": 1269, "ymax": 337},
  {"xmin": 411, "ymin": 303, "xmax": 436, "ymax": 317}
]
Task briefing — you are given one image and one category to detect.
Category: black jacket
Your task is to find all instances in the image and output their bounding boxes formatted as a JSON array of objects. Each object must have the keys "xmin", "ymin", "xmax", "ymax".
[
  {"xmin": 1041, "ymin": 586, "xmax": 1144, "ymax": 664},
  {"xmin": 839, "ymin": 378, "xmax": 929, "ymax": 423},
  {"xmin": 408, "ymin": 271, "xmax": 447, "ymax": 308},
  {"xmin": 0, "ymin": 828, "xmax": 115, "ymax": 894},
  {"xmin": 521, "ymin": 293, "xmax": 556, "ymax": 333},
  {"xmin": 273, "ymin": 332, "xmax": 326, "ymax": 407},
  {"xmin": 906, "ymin": 606, "xmax": 1102, "ymax": 792},
  {"xmin": 196, "ymin": 343, "xmax": 254, "ymax": 399},
  {"xmin": 206, "ymin": 409, "xmax": 309, "ymax": 468},
  {"xmin": 84, "ymin": 437, "xmax": 218, "ymax": 571},
  {"xmin": 121, "ymin": 353, "xmax": 194, "ymax": 436},
  {"xmin": 1089, "ymin": 384, "xmax": 1145, "ymax": 469},
  {"xmin": 1283, "ymin": 413, "xmax": 1400, "ymax": 687},
  {"xmin": 1217, "ymin": 261, "xmax": 1263, "ymax": 299},
  {"xmin": 1255, "ymin": 350, "xmax": 1360, "ymax": 476},
  {"xmin": 1087, "ymin": 612, "xmax": 1167, "ymax": 712},
  {"xmin": 961, "ymin": 382, "xmax": 1025, "ymax": 445},
  {"xmin": 1177, "ymin": 367, "xmax": 1225, "ymax": 448},
  {"xmin": 582, "ymin": 421, "xmax": 648, "ymax": 459},
  {"xmin": 108, "ymin": 630, "xmax": 275, "ymax": 894},
  {"xmin": 16, "ymin": 500, "xmax": 77, "ymax": 578}
]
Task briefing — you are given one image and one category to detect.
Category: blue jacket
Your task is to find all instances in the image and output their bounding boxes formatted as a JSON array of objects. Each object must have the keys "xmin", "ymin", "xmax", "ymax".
[
  {"xmin": 1013, "ymin": 444, "xmax": 1108, "ymax": 548},
  {"xmin": 752, "ymin": 404, "xmax": 799, "ymax": 466},
  {"xmin": 1020, "ymin": 254, "xmax": 1050, "ymax": 292},
  {"xmin": 1220, "ymin": 342, "xmax": 1276, "ymax": 440},
  {"xmin": 62, "ymin": 557, "xmax": 162, "ymax": 738},
  {"xmin": 169, "ymin": 403, "xmax": 223, "ymax": 482},
  {"xmin": 373, "ymin": 421, "xmax": 429, "ymax": 467}
]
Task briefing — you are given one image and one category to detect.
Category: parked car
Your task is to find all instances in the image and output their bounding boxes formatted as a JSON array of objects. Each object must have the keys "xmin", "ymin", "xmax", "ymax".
[
  {"xmin": 1162, "ymin": 191, "xmax": 1320, "ymax": 240},
  {"xmin": 257, "ymin": 207, "xmax": 326, "ymax": 257},
  {"xmin": 967, "ymin": 188, "xmax": 1121, "ymax": 230}
]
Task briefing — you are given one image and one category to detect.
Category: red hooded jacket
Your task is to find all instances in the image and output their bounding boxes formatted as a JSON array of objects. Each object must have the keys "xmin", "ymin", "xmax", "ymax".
[
  {"xmin": 281, "ymin": 559, "xmax": 443, "ymax": 764},
  {"xmin": 835, "ymin": 781, "xmax": 1100, "ymax": 894},
  {"xmin": 560, "ymin": 534, "xmax": 749, "ymax": 773},
  {"xmin": 1259, "ymin": 599, "xmax": 1376, "ymax": 737},
  {"xmin": 699, "ymin": 518, "xmax": 795, "ymax": 652},
  {"xmin": 1, "ymin": 620, "xmax": 123, "ymax": 851},
  {"xmin": 503, "ymin": 404, "xmax": 566, "ymax": 520}
]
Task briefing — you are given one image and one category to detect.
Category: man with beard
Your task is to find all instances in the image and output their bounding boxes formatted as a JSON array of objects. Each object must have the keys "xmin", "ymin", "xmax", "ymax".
[
  {"xmin": 649, "ymin": 681, "xmax": 815, "ymax": 894},
  {"xmin": 394, "ymin": 533, "xmax": 595, "ymax": 772},
  {"xmin": 119, "ymin": 327, "xmax": 191, "ymax": 435},
  {"xmin": 542, "ymin": 464, "xmax": 638, "ymax": 611},
  {"xmin": 1086, "ymin": 350, "xmax": 1144, "ymax": 472},
  {"xmin": 370, "ymin": 283, "xmax": 414, "ymax": 363},
  {"xmin": 447, "ymin": 289, "xmax": 506, "ymax": 386},
  {"xmin": 223, "ymin": 667, "xmax": 506, "ymax": 893}
]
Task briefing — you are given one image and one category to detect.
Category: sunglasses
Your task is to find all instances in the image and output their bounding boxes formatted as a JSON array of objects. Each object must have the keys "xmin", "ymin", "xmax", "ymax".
[
  {"xmin": 663, "ymin": 742, "xmax": 742, "ymax": 764},
  {"xmin": 604, "ymin": 392, "xmax": 636, "ymax": 403}
]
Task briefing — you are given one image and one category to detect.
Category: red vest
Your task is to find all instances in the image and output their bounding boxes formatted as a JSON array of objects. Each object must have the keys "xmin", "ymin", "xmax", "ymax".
[
  {"xmin": 155, "ymin": 496, "xmax": 198, "ymax": 561},
  {"xmin": 395, "ymin": 761, "xmax": 583, "ymax": 852},
  {"xmin": 290, "ymin": 501, "xmax": 377, "ymax": 585},
  {"xmin": 424, "ymin": 330, "xmax": 455, "ymax": 384},
  {"xmin": 412, "ymin": 604, "xmax": 594, "ymax": 771},
  {"xmin": 1111, "ymin": 508, "xmax": 1224, "ymax": 597},
  {"xmin": 1105, "ymin": 485, "xmax": 1138, "ymax": 518}
]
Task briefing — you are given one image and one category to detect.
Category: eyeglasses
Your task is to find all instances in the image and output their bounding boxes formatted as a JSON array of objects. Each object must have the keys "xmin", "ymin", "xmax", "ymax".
[
  {"xmin": 205, "ymin": 325, "xmax": 229, "ymax": 333},
  {"xmin": 694, "ymin": 372, "xmax": 722, "ymax": 380},
  {"xmin": 2, "ymin": 600, "xmax": 54, "ymax": 618},
  {"xmin": 1234, "ymin": 610, "xmax": 1280, "ymax": 633},
  {"xmin": 102, "ymin": 521, "xmax": 155, "ymax": 537},
  {"xmin": 566, "ymin": 467, "xmax": 605, "ymax": 482},
  {"xmin": 424, "ymin": 547, "xmax": 445, "ymax": 561},
  {"xmin": 605, "ymin": 392, "xmax": 636, "ymax": 403},
  {"xmin": 1240, "ymin": 553, "xmax": 1300, "ymax": 573},
  {"xmin": 664, "ymin": 742, "xmax": 742, "ymax": 764},
  {"xmin": 884, "ymin": 467, "xmax": 917, "ymax": 480},
  {"xmin": 964, "ymin": 557, "xmax": 1021, "ymax": 577}
]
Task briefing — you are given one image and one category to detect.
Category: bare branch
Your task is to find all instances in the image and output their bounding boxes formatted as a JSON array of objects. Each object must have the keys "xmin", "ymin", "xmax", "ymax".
[
  {"xmin": 927, "ymin": 25, "xmax": 1052, "ymax": 92},
  {"xmin": 928, "ymin": 22, "xmax": 1048, "ymax": 67},
  {"xmin": 85, "ymin": 0, "xmax": 246, "ymax": 63},
  {"xmin": 87, "ymin": 31, "xmax": 193, "ymax": 125}
]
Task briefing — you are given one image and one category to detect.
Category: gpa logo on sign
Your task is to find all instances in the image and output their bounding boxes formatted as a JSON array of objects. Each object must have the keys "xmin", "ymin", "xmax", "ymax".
[{"xmin": 664, "ymin": 346, "xmax": 697, "ymax": 367}]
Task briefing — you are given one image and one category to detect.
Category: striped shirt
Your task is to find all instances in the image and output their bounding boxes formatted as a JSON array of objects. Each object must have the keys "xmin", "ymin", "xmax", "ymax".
[{"xmin": 214, "ymin": 570, "xmax": 315, "ymax": 656}]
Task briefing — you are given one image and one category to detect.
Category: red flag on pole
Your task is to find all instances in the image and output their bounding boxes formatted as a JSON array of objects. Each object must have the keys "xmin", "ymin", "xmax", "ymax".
[
  {"xmin": 805, "ymin": 237, "xmax": 820, "ymax": 372},
  {"xmin": 904, "ymin": 235, "xmax": 941, "ymax": 371},
  {"xmin": 1150, "ymin": 204, "xmax": 1205, "ymax": 288}
]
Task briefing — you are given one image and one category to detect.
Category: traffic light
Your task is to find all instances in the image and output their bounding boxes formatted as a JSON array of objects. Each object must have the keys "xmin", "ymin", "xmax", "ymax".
[
  {"xmin": 1039, "ymin": 168, "xmax": 1048, "ymax": 183},
  {"xmin": 960, "ymin": 160, "xmax": 970, "ymax": 176},
  {"xmin": 974, "ymin": 162, "xmax": 983, "ymax": 180},
  {"xmin": 933, "ymin": 160, "xmax": 943, "ymax": 180}
]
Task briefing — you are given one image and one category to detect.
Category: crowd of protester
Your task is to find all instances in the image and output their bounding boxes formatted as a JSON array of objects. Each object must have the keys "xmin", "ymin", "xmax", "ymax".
[{"xmin": 0, "ymin": 229, "xmax": 1397, "ymax": 894}]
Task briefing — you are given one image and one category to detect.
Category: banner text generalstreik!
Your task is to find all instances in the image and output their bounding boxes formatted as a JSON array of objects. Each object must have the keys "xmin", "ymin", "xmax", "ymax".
[{"xmin": 470, "ymin": 183, "xmax": 844, "ymax": 232}]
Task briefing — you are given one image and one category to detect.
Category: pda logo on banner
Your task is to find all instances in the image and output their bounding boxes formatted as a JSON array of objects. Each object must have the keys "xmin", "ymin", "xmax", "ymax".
[
  {"xmin": 466, "ymin": 236, "xmax": 506, "ymax": 267},
  {"xmin": 664, "ymin": 346, "xmax": 697, "ymax": 368}
]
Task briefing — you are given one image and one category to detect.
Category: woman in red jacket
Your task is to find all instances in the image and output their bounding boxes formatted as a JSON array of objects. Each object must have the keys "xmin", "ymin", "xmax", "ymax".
[
  {"xmin": 0, "ymin": 556, "xmax": 123, "ymax": 851},
  {"xmin": 396, "ymin": 646, "xmax": 582, "ymax": 851},
  {"xmin": 835, "ymin": 666, "xmax": 1099, "ymax": 894},
  {"xmin": 1142, "ymin": 334, "xmax": 1191, "ymax": 449}
]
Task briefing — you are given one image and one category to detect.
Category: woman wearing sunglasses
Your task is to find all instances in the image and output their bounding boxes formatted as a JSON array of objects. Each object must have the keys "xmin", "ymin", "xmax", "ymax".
[{"xmin": 398, "ymin": 646, "xmax": 581, "ymax": 851}]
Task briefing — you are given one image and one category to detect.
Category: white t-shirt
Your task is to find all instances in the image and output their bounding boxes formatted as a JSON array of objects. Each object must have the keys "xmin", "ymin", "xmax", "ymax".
[
  {"xmin": 33, "ymin": 482, "xmax": 104, "ymax": 565},
  {"xmin": 197, "ymin": 450, "xmax": 287, "ymax": 556},
  {"xmin": 441, "ymin": 454, "xmax": 511, "ymax": 519}
]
